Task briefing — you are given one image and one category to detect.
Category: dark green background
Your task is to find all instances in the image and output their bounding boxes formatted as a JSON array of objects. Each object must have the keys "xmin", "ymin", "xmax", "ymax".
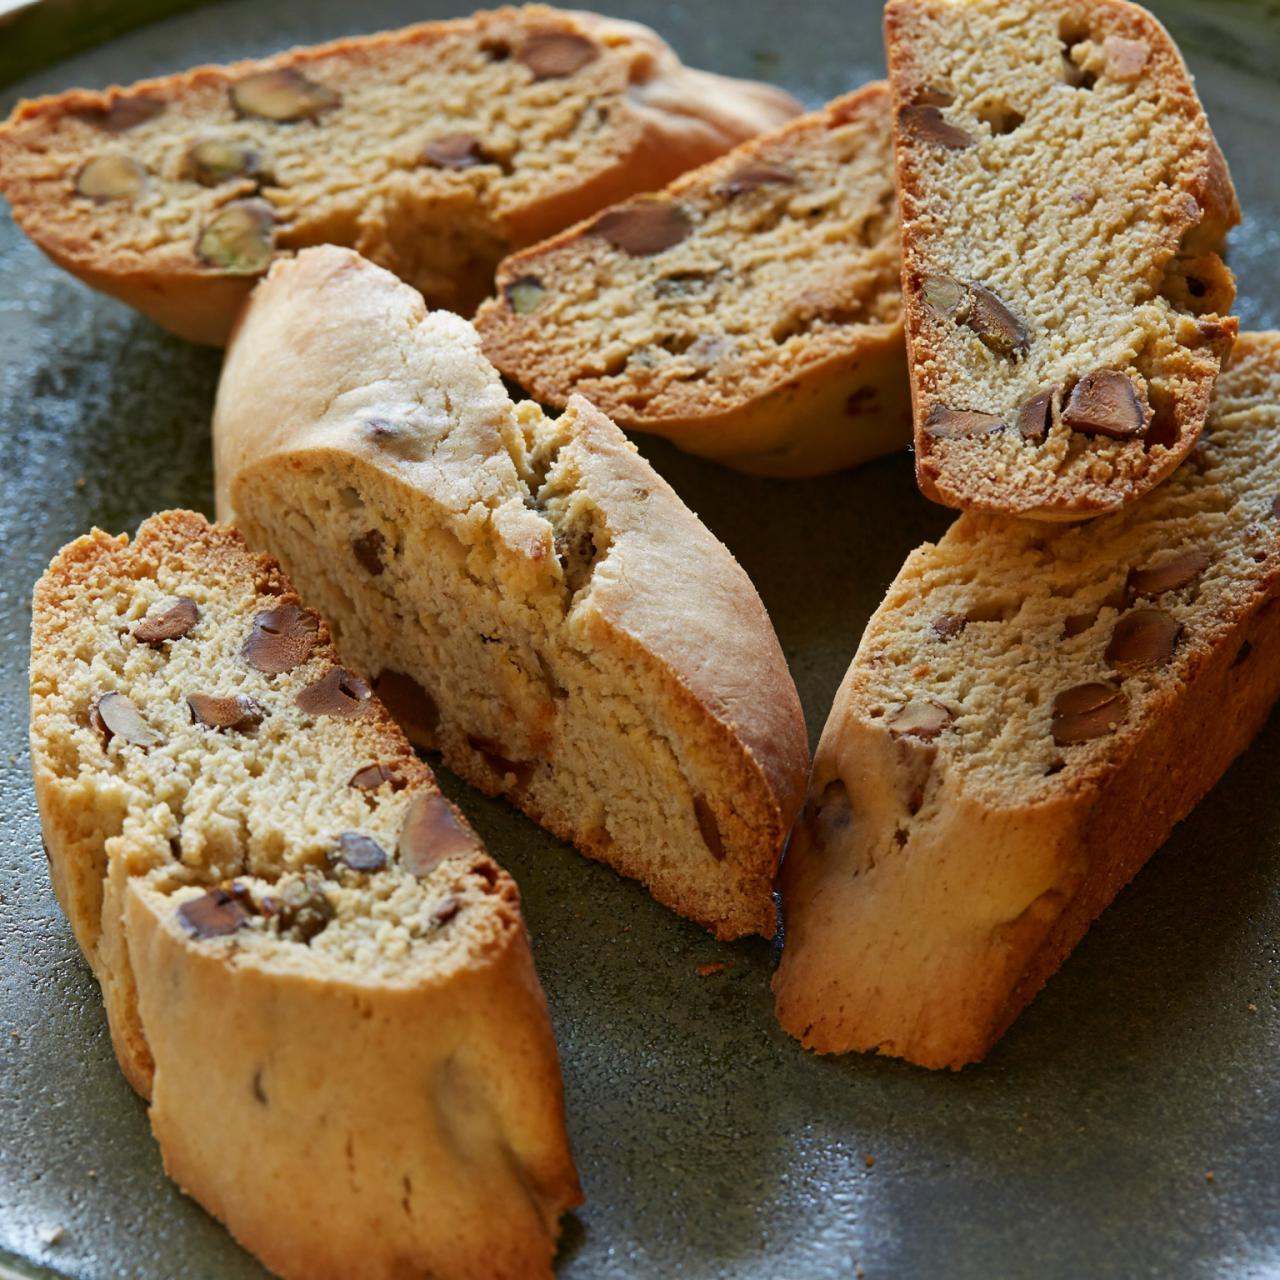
[{"xmin": 1, "ymin": 2, "xmax": 1278, "ymax": 1277}]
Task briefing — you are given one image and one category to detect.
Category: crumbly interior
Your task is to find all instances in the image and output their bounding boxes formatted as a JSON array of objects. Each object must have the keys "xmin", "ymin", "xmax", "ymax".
[
  {"xmin": 0, "ymin": 6, "xmax": 788, "ymax": 314},
  {"xmin": 233, "ymin": 394, "xmax": 768, "ymax": 936},
  {"xmin": 851, "ymin": 333, "xmax": 1280, "ymax": 802},
  {"xmin": 891, "ymin": 0, "xmax": 1238, "ymax": 515},
  {"xmin": 478, "ymin": 86, "xmax": 900, "ymax": 423},
  {"xmin": 30, "ymin": 514, "xmax": 505, "ymax": 982}
]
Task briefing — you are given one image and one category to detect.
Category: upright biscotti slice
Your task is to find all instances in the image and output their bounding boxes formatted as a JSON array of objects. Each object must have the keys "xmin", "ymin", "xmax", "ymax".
[
  {"xmin": 886, "ymin": 0, "xmax": 1239, "ymax": 519},
  {"xmin": 474, "ymin": 83, "xmax": 909, "ymax": 478},
  {"xmin": 0, "ymin": 5, "xmax": 800, "ymax": 345},
  {"xmin": 774, "ymin": 333, "xmax": 1280, "ymax": 1069},
  {"xmin": 214, "ymin": 246, "xmax": 808, "ymax": 940},
  {"xmin": 30, "ymin": 511, "xmax": 581, "ymax": 1280}
]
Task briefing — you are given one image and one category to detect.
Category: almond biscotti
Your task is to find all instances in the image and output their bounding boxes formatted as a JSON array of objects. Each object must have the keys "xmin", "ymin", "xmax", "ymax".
[
  {"xmin": 0, "ymin": 6, "xmax": 800, "ymax": 345},
  {"xmin": 475, "ymin": 83, "xmax": 909, "ymax": 477},
  {"xmin": 886, "ymin": 0, "xmax": 1239, "ymax": 520},
  {"xmin": 29, "ymin": 510, "xmax": 581, "ymax": 1280},
  {"xmin": 774, "ymin": 332, "xmax": 1280, "ymax": 1069},
  {"xmin": 214, "ymin": 246, "xmax": 808, "ymax": 940}
]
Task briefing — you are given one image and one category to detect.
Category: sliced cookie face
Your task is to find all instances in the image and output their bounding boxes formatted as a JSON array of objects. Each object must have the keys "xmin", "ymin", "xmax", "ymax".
[
  {"xmin": 887, "ymin": 0, "xmax": 1239, "ymax": 519},
  {"xmin": 0, "ymin": 10, "xmax": 800, "ymax": 343},
  {"xmin": 29, "ymin": 509, "xmax": 582, "ymax": 1280},
  {"xmin": 774, "ymin": 333, "xmax": 1280, "ymax": 1070},
  {"xmin": 475, "ymin": 84, "xmax": 911, "ymax": 478}
]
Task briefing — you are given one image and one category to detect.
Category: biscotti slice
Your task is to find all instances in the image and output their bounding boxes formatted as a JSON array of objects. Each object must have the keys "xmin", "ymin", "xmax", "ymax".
[
  {"xmin": 0, "ymin": 6, "xmax": 800, "ymax": 346},
  {"xmin": 474, "ymin": 83, "xmax": 909, "ymax": 478},
  {"xmin": 29, "ymin": 510, "xmax": 581, "ymax": 1280},
  {"xmin": 214, "ymin": 246, "xmax": 808, "ymax": 940},
  {"xmin": 886, "ymin": 0, "xmax": 1239, "ymax": 519},
  {"xmin": 774, "ymin": 332, "xmax": 1280, "ymax": 1069}
]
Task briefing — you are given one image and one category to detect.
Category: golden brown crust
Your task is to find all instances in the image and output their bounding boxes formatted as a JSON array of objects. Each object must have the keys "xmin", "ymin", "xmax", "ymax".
[
  {"xmin": 214, "ymin": 246, "xmax": 808, "ymax": 938},
  {"xmin": 29, "ymin": 509, "xmax": 581, "ymax": 1276},
  {"xmin": 886, "ymin": 0, "xmax": 1239, "ymax": 520},
  {"xmin": 0, "ymin": 6, "xmax": 800, "ymax": 345},
  {"xmin": 477, "ymin": 84, "xmax": 911, "ymax": 476},
  {"xmin": 775, "ymin": 334, "xmax": 1280, "ymax": 1067}
]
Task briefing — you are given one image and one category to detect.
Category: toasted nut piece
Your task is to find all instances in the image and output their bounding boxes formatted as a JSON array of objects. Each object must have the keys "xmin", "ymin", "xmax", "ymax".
[
  {"xmin": 178, "ymin": 887, "xmax": 250, "ymax": 938},
  {"xmin": 230, "ymin": 68, "xmax": 340, "ymax": 122},
  {"xmin": 432, "ymin": 895, "xmax": 462, "ymax": 925},
  {"xmin": 1017, "ymin": 388, "xmax": 1056, "ymax": 442},
  {"xmin": 887, "ymin": 699, "xmax": 952, "ymax": 740},
  {"xmin": 242, "ymin": 604, "xmax": 318, "ymax": 673},
  {"xmin": 592, "ymin": 198, "xmax": 693, "ymax": 256},
  {"xmin": 922, "ymin": 272, "xmax": 964, "ymax": 317},
  {"xmin": 372, "ymin": 670, "xmax": 440, "ymax": 744},
  {"xmin": 693, "ymin": 796, "xmax": 726, "ymax": 861},
  {"xmin": 75, "ymin": 154, "xmax": 146, "ymax": 202},
  {"xmin": 505, "ymin": 276, "xmax": 546, "ymax": 314},
  {"xmin": 349, "ymin": 763, "xmax": 405, "ymax": 791},
  {"xmin": 914, "ymin": 85, "xmax": 955, "ymax": 107},
  {"xmin": 932, "ymin": 613, "xmax": 968, "ymax": 640},
  {"xmin": 90, "ymin": 692, "xmax": 160, "ymax": 747},
  {"xmin": 264, "ymin": 878, "xmax": 333, "ymax": 942},
  {"xmin": 923, "ymin": 406, "xmax": 1005, "ymax": 439},
  {"xmin": 1062, "ymin": 371, "xmax": 1147, "ymax": 439},
  {"xmin": 963, "ymin": 283, "xmax": 1029, "ymax": 357},
  {"xmin": 186, "ymin": 138, "xmax": 260, "ymax": 186},
  {"xmin": 1105, "ymin": 608, "xmax": 1181, "ymax": 670},
  {"xmin": 1128, "ymin": 550, "xmax": 1212, "ymax": 597},
  {"xmin": 1103, "ymin": 35, "xmax": 1149, "ymax": 79},
  {"xmin": 196, "ymin": 199, "xmax": 275, "ymax": 274},
  {"xmin": 352, "ymin": 528, "xmax": 386, "ymax": 575},
  {"xmin": 422, "ymin": 133, "xmax": 491, "ymax": 169},
  {"xmin": 716, "ymin": 164, "xmax": 795, "ymax": 197},
  {"xmin": 73, "ymin": 97, "xmax": 164, "ymax": 133},
  {"xmin": 898, "ymin": 104, "xmax": 973, "ymax": 149},
  {"xmin": 295, "ymin": 668, "xmax": 371, "ymax": 718},
  {"xmin": 133, "ymin": 596, "xmax": 198, "ymax": 644},
  {"xmin": 397, "ymin": 792, "xmax": 483, "ymax": 877},
  {"xmin": 1051, "ymin": 683, "xmax": 1128, "ymax": 745},
  {"xmin": 187, "ymin": 692, "xmax": 267, "ymax": 732},
  {"xmin": 516, "ymin": 31, "xmax": 599, "ymax": 79},
  {"xmin": 332, "ymin": 832, "xmax": 388, "ymax": 873}
]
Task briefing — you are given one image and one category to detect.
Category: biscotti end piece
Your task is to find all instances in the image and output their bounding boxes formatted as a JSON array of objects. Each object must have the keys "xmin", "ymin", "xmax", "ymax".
[
  {"xmin": 29, "ymin": 510, "xmax": 580, "ymax": 1279},
  {"xmin": 886, "ymin": 0, "xmax": 1239, "ymax": 520},
  {"xmin": 214, "ymin": 245, "xmax": 808, "ymax": 939},
  {"xmin": 774, "ymin": 333, "xmax": 1280, "ymax": 1069},
  {"xmin": 0, "ymin": 6, "xmax": 800, "ymax": 345},
  {"xmin": 476, "ymin": 83, "xmax": 911, "ymax": 477}
]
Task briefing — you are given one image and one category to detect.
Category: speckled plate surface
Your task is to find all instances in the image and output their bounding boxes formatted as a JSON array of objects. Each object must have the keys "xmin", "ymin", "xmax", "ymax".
[{"xmin": 2, "ymin": 2, "xmax": 1279, "ymax": 1277}]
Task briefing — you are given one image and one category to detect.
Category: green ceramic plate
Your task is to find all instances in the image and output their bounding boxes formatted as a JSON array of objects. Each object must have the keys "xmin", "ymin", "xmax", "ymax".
[{"xmin": 1, "ymin": 3, "xmax": 1278, "ymax": 1277}]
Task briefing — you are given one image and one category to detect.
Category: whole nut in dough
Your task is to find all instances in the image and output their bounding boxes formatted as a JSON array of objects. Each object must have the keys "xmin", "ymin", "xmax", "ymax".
[
  {"xmin": 187, "ymin": 692, "xmax": 267, "ymax": 732},
  {"xmin": 90, "ymin": 692, "xmax": 160, "ymax": 747},
  {"xmin": 592, "ymin": 198, "xmax": 693, "ymax": 256},
  {"xmin": 923, "ymin": 406, "xmax": 1005, "ymax": 439},
  {"xmin": 516, "ymin": 31, "xmax": 599, "ymax": 79},
  {"xmin": 178, "ymin": 887, "xmax": 250, "ymax": 938},
  {"xmin": 1105, "ymin": 608, "xmax": 1182, "ymax": 670},
  {"xmin": 1062, "ymin": 371, "xmax": 1148, "ymax": 439},
  {"xmin": 186, "ymin": 138, "xmax": 260, "ymax": 186},
  {"xmin": 75, "ymin": 154, "xmax": 146, "ymax": 202},
  {"xmin": 196, "ymin": 199, "xmax": 275, "ymax": 274},
  {"xmin": 1128, "ymin": 551, "xmax": 1212, "ymax": 598},
  {"xmin": 134, "ymin": 596, "xmax": 198, "ymax": 644},
  {"xmin": 1051, "ymin": 683, "xmax": 1128, "ymax": 745},
  {"xmin": 397, "ymin": 792, "xmax": 482, "ymax": 877},
  {"xmin": 898, "ymin": 104, "xmax": 973, "ymax": 149},
  {"xmin": 230, "ymin": 68, "xmax": 340, "ymax": 122},
  {"xmin": 295, "ymin": 668, "xmax": 371, "ymax": 718},
  {"xmin": 506, "ymin": 276, "xmax": 546, "ymax": 315},
  {"xmin": 887, "ymin": 699, "xmax": 952, "ymax": 740},
  {"xmin": 242, "ymin": 604, "xmax": 318, "ymax": 673}
]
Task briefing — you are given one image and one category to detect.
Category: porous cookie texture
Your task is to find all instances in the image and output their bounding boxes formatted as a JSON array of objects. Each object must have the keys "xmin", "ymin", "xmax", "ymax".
[
  {"xmin": 475, "ymin": 83, "xmax": 909, "ymax": 478},
  {"xmin": 774, "ymin": 333, "xmax": 1280, "ymax": 1069},
  {"xmin": 29, "ymin": 510, "xmax": 581, "ymax": 1280},
  {"xmin": 0, "ymin": 5, "xmax": 800, "ymax": 345},
  {"xmin": 886, "ymin": 0, "xmax": 1239, "ymax": 520},
  {"xmin": 214, "ymin": 246, "xmax": 808, "ymax": 940}
]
